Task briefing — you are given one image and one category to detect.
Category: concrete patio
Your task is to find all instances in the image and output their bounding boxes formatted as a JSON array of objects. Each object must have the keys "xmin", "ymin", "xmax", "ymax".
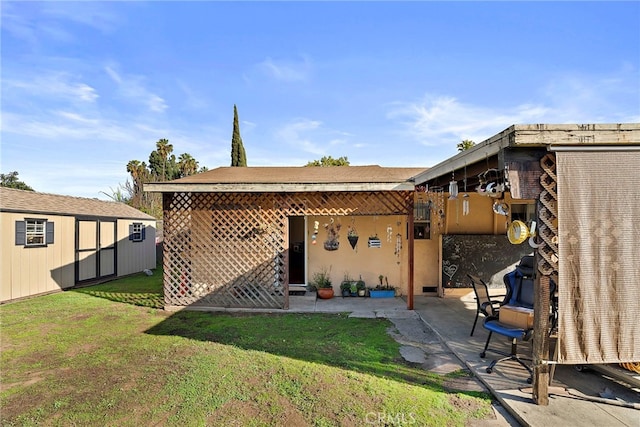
[{"xmin": 288, "ymin": 290, "xmax": 640, "ymax": 427}]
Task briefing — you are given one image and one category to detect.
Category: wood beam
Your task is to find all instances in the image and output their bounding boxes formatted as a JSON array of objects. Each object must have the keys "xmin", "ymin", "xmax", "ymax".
[
  {"xmin": 407, "ymin": 196, "xmax": 415, "ymax": 310},
  {"xmin": 532, "ymin": 270, "xmax": 551, "ymax": 405}
]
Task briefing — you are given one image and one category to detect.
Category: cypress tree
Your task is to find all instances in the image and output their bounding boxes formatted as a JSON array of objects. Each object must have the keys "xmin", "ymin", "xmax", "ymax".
[{"xmin": 231, "ymin": 104, "xmax": 247, "ymax": 166}]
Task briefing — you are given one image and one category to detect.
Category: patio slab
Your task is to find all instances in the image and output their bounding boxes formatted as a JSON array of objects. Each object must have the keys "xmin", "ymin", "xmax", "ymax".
[{"xmin": 413, "ymin": 292, "xmax": 640, "ymax": 427}]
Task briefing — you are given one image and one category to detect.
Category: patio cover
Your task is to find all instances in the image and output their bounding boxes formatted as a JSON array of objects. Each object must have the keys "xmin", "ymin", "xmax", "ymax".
[{"xmin": 557, "ymin": 151, "xmax": 640, "ymax": 364}]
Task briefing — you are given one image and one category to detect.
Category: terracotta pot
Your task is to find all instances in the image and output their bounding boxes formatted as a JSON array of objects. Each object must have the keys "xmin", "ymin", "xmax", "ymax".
[{"xmin": 317, "ymin": 288, "xmax": 334, "ymax": 299}]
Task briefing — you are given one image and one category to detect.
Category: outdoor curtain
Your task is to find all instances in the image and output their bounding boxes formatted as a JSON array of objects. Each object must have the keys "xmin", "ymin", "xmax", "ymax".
[{"xmin": 557, "ymin": 150, "xmax": 640, "ymax": 364}]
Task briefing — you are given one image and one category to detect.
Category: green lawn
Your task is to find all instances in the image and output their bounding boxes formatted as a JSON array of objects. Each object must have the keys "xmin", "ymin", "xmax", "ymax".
[{"xmin": 0, "ymin": 270, "xmax": 494, "ymax": 426}]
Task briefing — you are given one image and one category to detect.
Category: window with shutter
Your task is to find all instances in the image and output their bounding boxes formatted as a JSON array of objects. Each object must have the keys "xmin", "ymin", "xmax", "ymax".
[
  {"xmin": 17, "ymin": 219, "xmax": 52, "ymax": 247},
  {"xmin": 15, "ymin": 221, "xmax": 26, "ymax": 245},
  {"xmin": 130, "ymin": 222, "xmax": 144, "ymax": 242}
]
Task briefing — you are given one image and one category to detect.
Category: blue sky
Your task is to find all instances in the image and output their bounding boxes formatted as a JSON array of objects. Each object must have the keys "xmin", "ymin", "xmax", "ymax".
[{"xmin": 2, "ymin": 1, "xmax": 639, "ymax": 199}]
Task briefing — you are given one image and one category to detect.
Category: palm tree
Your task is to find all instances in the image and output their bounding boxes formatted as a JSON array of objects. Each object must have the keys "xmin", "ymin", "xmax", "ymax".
[
  {"xmin": 457, "ymin": 139, "xmax": 476, "ymax": 152},
  {"xmin": 178, "ymin": 153, "xmax": 199, "ymax": 177},
  {"xmin": 126, "ymin": 160, "xmax": 149, "ymax": 207},
  {"xmin": 156, "ymin": 138, "xmax": 173, "ymax": 180}
]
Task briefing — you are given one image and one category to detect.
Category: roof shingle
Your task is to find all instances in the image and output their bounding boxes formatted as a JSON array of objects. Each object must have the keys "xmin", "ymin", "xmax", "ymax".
[
  {"xmin": 170, "ymin": 165, "xmax": 427, "ymax": 184},
  {"xmin": 0, "ymin": 187, "xmax": 156, "ymax": 220}
]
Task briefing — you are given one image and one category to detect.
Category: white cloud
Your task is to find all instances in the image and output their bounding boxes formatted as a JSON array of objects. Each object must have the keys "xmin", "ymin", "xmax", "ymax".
[
  {"xmin": 55, "ymin": 111, "xmax": 100, "ymax": 124},
  {"xmin": 41, "ymin": 2, "xmax": 122, "ymax": 34},
  {"xmin": 275, "ymin": 119, "xmax": 325, "ymax": 155},
  {"xmin": 387, "ymin": 95, "xmax": 544, "ymax": 146},
  {"xmin": 176, "ymin": 80, "xmax": 208, "ymax": 110},
  {"xmin": 2, "ymin": 111, "xmax": 132, "ymax": 142},
  {"xmin": 539, "ymin": 68, "xmax": 640, "ymax": 123},
  {"xmin": 1, "ymin": 2, "xmax": 122, "ymax": 49},
  {"xmin": 4, "ymin": 72, "xmax": 99, "ymax": 103},
  {"xmin": 388, "ymin": 67, "xmax": 640, "ymax": 147},
  {"xmin": 258, "ymin": 56, "xmax": 312, "ymax": 82},
  {"xmin": 104, "ymin": 65, "xmax": 168, "ymax": 113}
]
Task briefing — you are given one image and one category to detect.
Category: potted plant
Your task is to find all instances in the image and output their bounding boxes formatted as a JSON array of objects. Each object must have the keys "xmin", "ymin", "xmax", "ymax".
[
  {"xmin": 347, "ymin": 226, "xmax": 359, "ymax": 250},
  {"xmin": 356, "ymin": 277, "xmax": 367, "ymax": 297},
  {"xmin": 323, "ymin": 219, "xmax": 340, "ymax": 251},
  {"xmin": 349, "ymin": 281, "xmax": 358, "ymax": 297},
  {"xmin": 310, "ymin": 268, "xmax": 334, "ymax": 299},
  {"xmin": 340, "ymin": 281, "xmax": 351, "ymax": 297},
  {"xmin": 340, "ymin": 272, "xmax": 353, "ymax": 297},
  {"xmin": 369, "ymin": 275, "xmax": 396, "ymax": 298}
]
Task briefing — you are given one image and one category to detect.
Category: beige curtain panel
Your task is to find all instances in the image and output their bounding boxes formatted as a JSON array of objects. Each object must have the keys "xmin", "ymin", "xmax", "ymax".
[{"xmin": 557, "ymin": 151, "xmax": 640, "ymax": 364}]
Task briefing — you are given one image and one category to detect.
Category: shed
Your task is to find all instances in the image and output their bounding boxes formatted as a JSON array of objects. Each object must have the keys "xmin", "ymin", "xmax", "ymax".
[
  {"xmin": 145, "ymin": 165, "xmax": 426, "ymax": 311},
  {"xmin": 1, "ymin": 188, "xmax": 157, "ymax": 302}
]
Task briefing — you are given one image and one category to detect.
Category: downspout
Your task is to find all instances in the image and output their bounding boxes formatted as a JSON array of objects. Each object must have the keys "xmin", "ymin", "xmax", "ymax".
[{"xmin": 407, "ymin": 193, "xmax": 415, "ymax": 310}]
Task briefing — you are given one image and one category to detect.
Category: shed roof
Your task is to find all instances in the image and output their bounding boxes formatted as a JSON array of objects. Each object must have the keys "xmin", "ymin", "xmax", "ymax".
[
  {"xmin": 145, "ymin": 165, "xmax": 427, "ymax": 193},
  {"xmin": 0, "ymin": 187, "xmax": 156, "ymax": 220}
]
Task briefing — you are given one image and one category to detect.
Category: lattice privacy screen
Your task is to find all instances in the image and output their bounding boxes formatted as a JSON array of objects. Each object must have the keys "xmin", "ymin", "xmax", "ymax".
[
  {"xmin": 557, "ymin": 151, "xmax": 640, "ymax": 364},
  {"xmin": 162, "ymin": 191, "xmax": 412, "ymax": 309}
]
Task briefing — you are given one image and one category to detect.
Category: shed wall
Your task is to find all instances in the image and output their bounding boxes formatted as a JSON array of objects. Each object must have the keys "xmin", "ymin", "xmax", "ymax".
[
  {"xmin": 1, "ymin": 213, "xmax": 75, "ymax": 302},
  {"xmin": 116, "ymin": 219, "xmax": 157, "ymax": 275}
]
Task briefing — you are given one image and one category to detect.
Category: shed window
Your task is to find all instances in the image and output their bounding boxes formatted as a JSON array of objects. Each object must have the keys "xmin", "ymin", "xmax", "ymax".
[
  {"xmin": 15, "ymin": 219, "xmax": 54, "ymax": 247},
  {"xmin": 129, "ymin": 222, "xmax": 146, "ymax": 242}
]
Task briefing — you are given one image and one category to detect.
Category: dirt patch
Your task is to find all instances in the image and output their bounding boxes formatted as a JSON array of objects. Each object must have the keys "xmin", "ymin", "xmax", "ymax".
[
  {"xmin": 65, "ymin": 342, "xmax": 99, "ymax": 358},
  {"xmin": 0, "ymin": 367, "xmax": 69, "ymax": 393},
  {"xmin": 447, "ymin": 394, "xmax": 495, "ymax": 422}
]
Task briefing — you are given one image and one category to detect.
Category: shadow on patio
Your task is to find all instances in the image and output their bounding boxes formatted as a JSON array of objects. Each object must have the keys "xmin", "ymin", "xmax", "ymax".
[{"xmin": 412, "ymin": 290, "xmax": 640, "ymax": 427}]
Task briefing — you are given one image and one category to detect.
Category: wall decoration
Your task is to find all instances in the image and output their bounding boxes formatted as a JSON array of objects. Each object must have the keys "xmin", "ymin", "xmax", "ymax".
[
  {"xmin": 347, "ymin": 222, "xmax": 359, "ymax": 250},
  {"xmin": 448, "ymin": 172, "xmax": 459, "ymax": 200},
  {"xmin": 311, "ymin": 220, "xmax": 319, "ymax": 245},
  {"xmin": 476, "ymin": 168, "xmax": 509, "ymax": 198},
  {"xmin": 442, "ymin": 260, "xmax": 459, "ymax": 284},
  {"xmin": 323, "ymin": 218, "xmax": 341, "ymax": 251},
  {"xmin": 427, "ymin": 187, "xmax": 446, "ymax": 231},
  {"xmin": 462, "ymin": 164, "xmax": 470, "ymax": 216}
]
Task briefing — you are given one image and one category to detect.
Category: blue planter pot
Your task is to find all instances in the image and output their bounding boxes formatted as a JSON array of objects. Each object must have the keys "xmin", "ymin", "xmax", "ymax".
[{"xmin": 369, "ymin": 290, "xmax": 395, "ymax": 298}]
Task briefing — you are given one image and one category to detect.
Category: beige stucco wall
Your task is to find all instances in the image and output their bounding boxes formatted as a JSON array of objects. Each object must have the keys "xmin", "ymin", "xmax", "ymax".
[
  {"xmin": 306, "ymin": 215, "xmax": 440, "ymax": 295},
  {"xmin": 1, "ymin": 212, "xmax": 76, "ymax": 302},
  {"xmin": 302, "ymin": 192, "xmax": 534, "ymax": 296},
  {"xmin": 443, "ymin": 192, "xmax": 530, "ymax": 235}
]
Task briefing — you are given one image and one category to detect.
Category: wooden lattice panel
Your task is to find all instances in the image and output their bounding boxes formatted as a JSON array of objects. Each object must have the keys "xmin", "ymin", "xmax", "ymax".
[
  {"xmin": 162, "ymin": 191, "xmax": 413, "ymax": 309},
  {"xmin": 275, "ymin": 191, "xmax": 412, "ymax": 216},
  {"xmin": 537, "ymin": 154, "xmax": 558, "ymax": 275}
]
